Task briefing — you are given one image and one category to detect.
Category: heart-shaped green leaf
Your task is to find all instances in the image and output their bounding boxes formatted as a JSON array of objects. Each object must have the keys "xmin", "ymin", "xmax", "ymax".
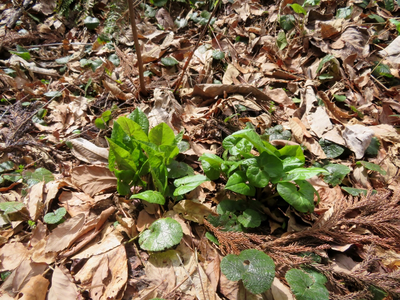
[
  {"xmin": 221, "ymin": 249, "xmax": 275, "ymax": 294},
  {"xmin": 277, "ymin": 180, "xmax": 316, "ymax": 213},
  {"xmin": 285, "ymin": 269, "xmax": 329, "ymax": 300},
  {"xmin": 84, "ymin": 16, "xmax": 100, "ymax": 29},
  {"xmin": 139, "ymin": 218, "xmax": 183, "ymax": 251},
  {"xmin": 44, "ymin": 207, "xmax": 67, "ymax": 224}
]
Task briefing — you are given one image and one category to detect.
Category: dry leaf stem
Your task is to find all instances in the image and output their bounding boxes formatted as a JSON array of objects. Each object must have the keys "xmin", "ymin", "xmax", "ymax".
[
  {"xmin": 173, "ymin": 0, "xmax": 220, "ymax": 94},
  {"xmin": 128, "ymin": 0, "xmax": 148, "ymax": 96}
]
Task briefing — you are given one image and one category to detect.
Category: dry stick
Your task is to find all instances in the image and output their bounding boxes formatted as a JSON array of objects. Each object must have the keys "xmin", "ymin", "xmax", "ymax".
[
  {"xmin": 173, "ymin": 0, "xmax": 220, "ymax": 94},
  {"xmin": 128, "ymin": 0, "xmax": 148, "ymax": 97}
]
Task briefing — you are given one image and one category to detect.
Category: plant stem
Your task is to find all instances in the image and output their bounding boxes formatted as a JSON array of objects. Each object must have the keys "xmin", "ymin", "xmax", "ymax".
[
  {"xmin": 173, "ymin": 0, "xmax": 220, "ymax": 94},
  {"xmin": 127, "ymin": 0, "xmax": 148, "ymax": 96}
]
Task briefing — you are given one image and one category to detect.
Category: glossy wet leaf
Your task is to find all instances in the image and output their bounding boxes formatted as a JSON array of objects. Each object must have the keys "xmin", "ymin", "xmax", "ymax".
[
  {"xmin": 199, "ymin": 153, "xmax": 224, "ymax": 180},
  {"xmin": 139, "ymin": 218, "xmax": 183, "ymax": 251},
  {"xmin": 130, "ymin": 190, "xmax": 165, "ymax": 205},
  {"xmin": 0, "ymin": 161, "xmax": 15, "ymax": 173}
]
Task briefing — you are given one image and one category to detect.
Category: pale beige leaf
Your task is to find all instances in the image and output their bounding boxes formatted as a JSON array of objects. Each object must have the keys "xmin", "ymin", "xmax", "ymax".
[
  {"xmin": 45, "ymin": 213, "xmax": 85, "ymax": 253},
  {"xmin": 58, "ymin": 191, "xmax": 94, "ymax": 217},
  {"xmin": 71, "ymin": 225, "xmax": 124, "ymax": 259},
  {"xmin": 1, "ymin": 260, "xmax": 47, "ymax": 297},
  {"xmin": 102, "ymin": 79, "xmax": 132, "ymax": 100},
  {"xmin": 91, "ymin": 256, "xmax": 109, "ymax": 300},
  {"xmin": 48, "ymin": 266, "xmax": 79, "ymax": 300},
  {"xmin": 173, "ymin": 200, "xmax": 216, "ymax": 224},
  {"xmin": 101, "ymin": 245, "xmax": 128, "ymax": 300},
  {"xmin": 24, "ymin": 182, "xmax": 45, "ymax": 221},
  {"xmin": 69, "ymin": 138, "xmax": 109, "ymax": 164},
  {"xmin": 342, "ymin": 124, "xmax": 374, "ymax": 159},
  {"xmin": 16, "ymin": 274, "xmax": 49, "ymax": 300},
  {"xmin": 71, "ymin": 165, "xmax": 117, "ymax": 197},
  {"xmin": 270, "ymin": 278, "xmax": 295, "ymax": 300},
  {"xmin": 0, "ymin": 242, "xmax": 30, "ymax": 272},
  {"xmin": 223, "ymin": 64, "xmax": 240, "ymax": 85}
]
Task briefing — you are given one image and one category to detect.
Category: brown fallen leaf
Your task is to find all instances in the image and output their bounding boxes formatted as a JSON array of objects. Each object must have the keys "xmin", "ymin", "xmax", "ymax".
[
  {"xmin": 16, "ymin": 274, "xmax": 49, "ymax": 300},
  {"xmin": 71, "ymin": 165, "xmax": 117, "ymax": 197},
  {"xmin": 48, "ymin": 266, "xmax": 78, "ymax": 300}
]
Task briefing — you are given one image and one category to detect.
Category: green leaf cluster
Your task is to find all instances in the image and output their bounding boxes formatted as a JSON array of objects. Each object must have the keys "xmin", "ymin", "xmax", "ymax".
[
  {"xmin": 108, "ymin": 108, "xmax": 194, "ymax": 198},
  {"xmin": 199, "ymin": 126, "xmax": 328, "ymax": 213}
]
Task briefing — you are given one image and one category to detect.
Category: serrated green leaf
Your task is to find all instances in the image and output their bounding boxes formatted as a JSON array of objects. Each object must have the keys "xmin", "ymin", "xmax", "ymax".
[
  {"xmin": 173, "ymin": 175, "xmax": 208, "ymax": 196},
  {"xmin": 280, "ymin": 14, "xmax": 295, "ymax": 31},
  {"xmin": 226, "ymin": 171, "xmax": 255, "ymax": 196},
  {"xmin": 322, "ymin": 164, "xmax": 351, "ymax": 186},
  {"xmin": 277, "ymin": 180, "xmax": 315, "ymax": 213},
  {"xmin": 161, "ymin": 57, "xmax": 179, "ymax": 66},
  {"xmin": 336, "ymin": 7, "xmax": 352, "ymax": 19},
  {"xmin": 130, "ymin": 190, "xmax": 165, "ymax": 204},
  {"xmin": 221, "ymin": 249, "xmax": 275, "ymax": 294},
  {"xmin": 285, "ymin": 269, "xmax": 329, "ymax": 300},
  {"xmin": 139, "ymin": 218, "xmax": 183, "ymax": 251},
  {"xmin": 237, "ymin": 209, "xmax": 261, "ymax": 228},
  {"xmin": 108, "ymin": 53, "xmax": 120, "ymax": 66},
  {"xmin": 356, "ymin": 161, "xmax": 387, "ymax": 175},
  {"xmin": 43, "ymin": 207, "xmax": 66, "ymax": 224}
]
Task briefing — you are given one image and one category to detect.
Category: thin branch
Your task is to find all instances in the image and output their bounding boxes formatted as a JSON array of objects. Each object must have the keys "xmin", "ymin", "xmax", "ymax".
[
  {"xmin": 173, "ymin": 0, "xmax": 220, "ymax": 94},
  {"xmin": 128, "ymin": 0, "xmax": 148, "ymax": 96}
]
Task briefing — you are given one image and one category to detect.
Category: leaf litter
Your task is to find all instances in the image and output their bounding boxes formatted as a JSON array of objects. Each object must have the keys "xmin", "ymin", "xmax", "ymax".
[{"xmin": 1, "ymin": 0, "xmax": 400, "ymax": 299}]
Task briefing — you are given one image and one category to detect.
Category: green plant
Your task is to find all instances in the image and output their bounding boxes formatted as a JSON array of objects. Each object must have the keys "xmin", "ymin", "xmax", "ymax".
[
  {"xmin": 285, "ymin": 268, "xmax": 329, "ymax": 300},
  {"xmin": 107, "ymin": 108, "xmax": 194, "ymax": 198},
  {"xmin": 220, "ymin": 249, "xmax": 275, "ymax": 294},
  {"xmin": 44, "ymin": 207, "xmax": 67, "ymax": 225},
  {"xmin": 199, "ymin": 124, "xmax": 328, "ymax": 213}
]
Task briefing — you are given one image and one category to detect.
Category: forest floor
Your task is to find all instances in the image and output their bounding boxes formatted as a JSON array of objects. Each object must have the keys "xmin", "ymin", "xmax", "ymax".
[{"xmin": 0, "ymin": 0, "xmax": 400, "ymax": 299}]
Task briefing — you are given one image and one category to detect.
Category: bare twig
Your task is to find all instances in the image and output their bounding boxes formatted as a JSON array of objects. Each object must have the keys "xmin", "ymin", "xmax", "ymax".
[
  {"xmin": 173, "ymin": 0, "xmax": 220, "ymax": 94},
  {"xmin": 127, "ymin": 0, "xmax": 148, "ymax": 96}
]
